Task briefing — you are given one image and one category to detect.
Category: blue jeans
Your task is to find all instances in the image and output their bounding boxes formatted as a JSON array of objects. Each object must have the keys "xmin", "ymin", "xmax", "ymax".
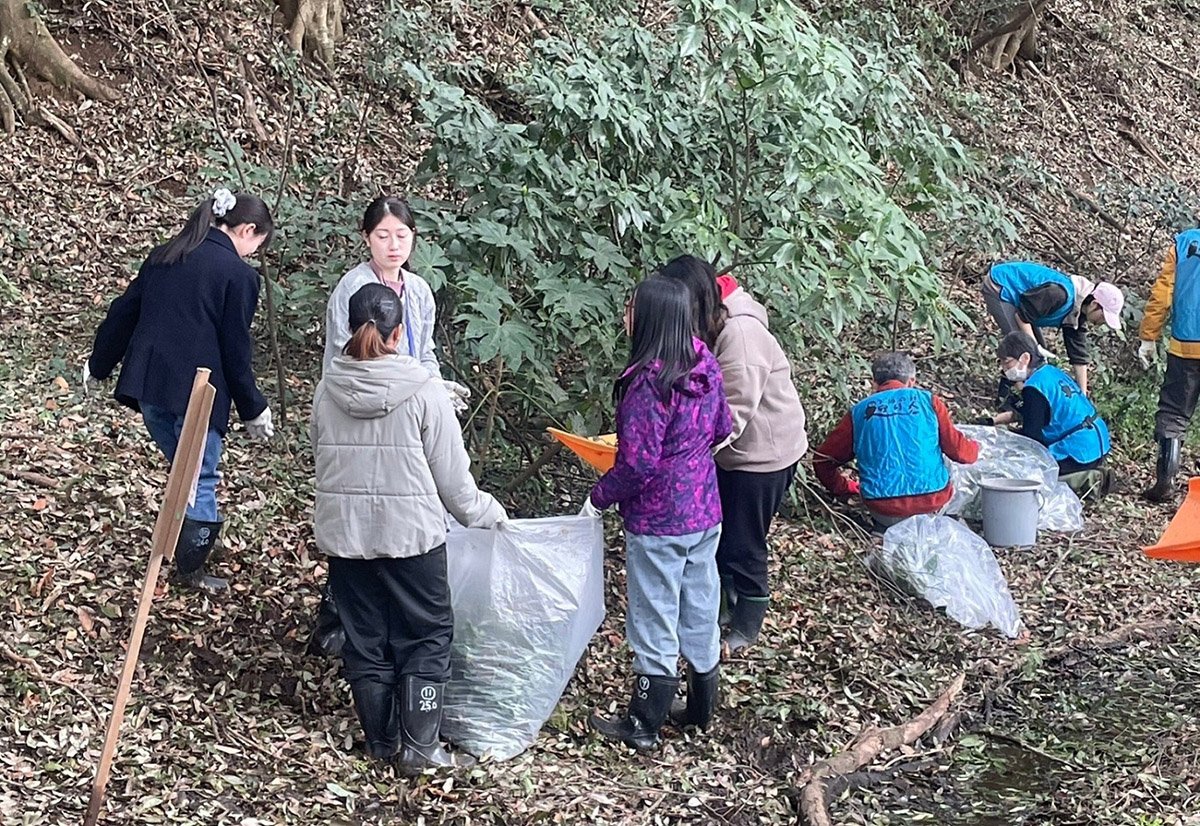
[
  {"xmin": 625, "ymin": 526, "xmax": 721, "ymax": 677},
  {"xmin": 141, "ymin": 403, "xmax": 223, "ymax": 522}
]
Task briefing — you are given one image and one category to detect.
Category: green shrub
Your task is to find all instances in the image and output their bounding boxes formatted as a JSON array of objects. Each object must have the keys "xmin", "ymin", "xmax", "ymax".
[{"xmin": 386, "ymin": 0, "xmax": 1014, "ymax": 450}]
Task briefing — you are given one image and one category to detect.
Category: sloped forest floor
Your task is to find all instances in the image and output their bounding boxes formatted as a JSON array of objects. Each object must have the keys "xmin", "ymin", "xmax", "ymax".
[{"xmin": 4, "ymin": 0, "xmax": 1200, "ymax": 823}]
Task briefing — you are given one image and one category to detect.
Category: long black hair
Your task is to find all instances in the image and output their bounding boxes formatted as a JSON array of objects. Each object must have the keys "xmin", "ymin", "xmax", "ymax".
[
  {"xmin": 362, "ymin": 195, "xmax": 417, "ymax": 234},
  {"xmin": 658, "ymin": 254, "xmax": 725, "ymax": 349},
  {"xmin": 614, "ymin": 275, "xmax": 698, "ymax": 404},
  {"xmin": 147, "ymin": 191, "xmax": 275, "ymax": 266}
]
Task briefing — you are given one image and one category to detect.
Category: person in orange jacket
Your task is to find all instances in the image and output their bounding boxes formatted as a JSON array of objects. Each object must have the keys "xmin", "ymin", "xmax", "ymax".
[{"xmin": 1139, "ymin": 229, "xmax": 1200, "ymax": 501}]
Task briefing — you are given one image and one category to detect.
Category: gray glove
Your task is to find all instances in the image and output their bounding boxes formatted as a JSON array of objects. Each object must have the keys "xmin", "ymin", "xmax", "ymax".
[
  {"xmin": 442, "ymin": 380, "xmax": 471, "ymax": 414},
  {"xmin": 1137, "ymin": 340, "xmax": 1155, "ymax": 370}
]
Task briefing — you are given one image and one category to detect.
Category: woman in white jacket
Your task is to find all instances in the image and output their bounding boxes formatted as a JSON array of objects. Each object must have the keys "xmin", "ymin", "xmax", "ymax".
[
  {"xmin": 312, "ymin": 283, "xmax": 507, "ymax": 770},
  {"xmin": 322, "ymin": 195, "xmax": 470, "ymax": 410}
]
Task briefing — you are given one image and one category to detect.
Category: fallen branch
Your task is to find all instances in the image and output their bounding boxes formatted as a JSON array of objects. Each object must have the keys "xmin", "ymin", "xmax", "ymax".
[
  {"xmin": 796, "ymin": 673, "xmax": 966, "ymax": 826},
  {"xmin": 1148, "ymin": 53, "xmax": 1200, "ymax": 84},
  {"xmin": 1, "ymin": 467, "xmax": 58, "ymax": 488},
  {"xmin": 1065, "ymin": 187, "xmax": 1125, "ymax": 233},
  {"xmin": 503, "ymin": 442, "xmax": 563, "ymax": 494},
  {"xmin": 1115, "ymin": 119, "xmax": 1170, "ymax": 174},
  {"xmin": 1, "ymin": 640, "xmax": 100, "ymax": 720}
]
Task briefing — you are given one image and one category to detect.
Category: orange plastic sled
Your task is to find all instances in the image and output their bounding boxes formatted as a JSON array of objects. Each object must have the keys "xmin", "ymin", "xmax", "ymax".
[
  {"xmin": 1143, "ymin": 478, "xmax": 1200, "ymax": 562},
  {"xmin": 547, "ymin": 428, "xmax": 618, "ymax": 474}
]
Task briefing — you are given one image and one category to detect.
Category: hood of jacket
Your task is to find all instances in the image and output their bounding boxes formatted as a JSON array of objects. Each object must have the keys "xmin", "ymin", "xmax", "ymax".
[
  {"xmin": 322, "ymin": 354, "xmax": 431, "ymax": 419},
  {"xmin": 723, "ymin": 286, "xmax": 770, "ymax": 330}
]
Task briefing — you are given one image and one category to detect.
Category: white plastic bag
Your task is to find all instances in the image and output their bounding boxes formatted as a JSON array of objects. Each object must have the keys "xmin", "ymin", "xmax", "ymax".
[
  {"xmin": 442, "ymin": 515, "xmax": 605, "ymax": 760},
  {"xmin": 1039, "ymin": 481, "xmax": 1085, "ymax": 532},
  {"xmin": 869, "ymin": 514, "xmax": 1023, "ymax": 638},
  {"xmin": 946, "ymin": 425, "xmax": 1059, "ymax": 521}
]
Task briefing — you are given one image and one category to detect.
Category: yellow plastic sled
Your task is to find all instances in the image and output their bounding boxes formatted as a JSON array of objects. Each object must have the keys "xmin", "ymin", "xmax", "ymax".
[
  {"xmin": 547, "ymin": 428, "xmax": 618, "ymax": 474},
  {"xmin": 1143, "ymin": 478, "xmax": 1200, "ymax": 562}
]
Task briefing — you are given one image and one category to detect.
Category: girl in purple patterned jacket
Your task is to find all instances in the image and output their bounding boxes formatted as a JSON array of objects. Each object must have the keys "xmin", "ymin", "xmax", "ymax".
[{"xmin": 588, "ymin": 275, "xmax": 733, "ymax": 751}]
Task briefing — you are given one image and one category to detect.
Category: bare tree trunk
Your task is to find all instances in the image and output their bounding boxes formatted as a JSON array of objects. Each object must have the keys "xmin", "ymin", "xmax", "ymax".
[
  {"xmin": 276, "ymin": 0, "xmax": 345, "ymax": 67},
  {"xmin": 0, "ymin": 0, "xmax": 117, "ymax": 133}
]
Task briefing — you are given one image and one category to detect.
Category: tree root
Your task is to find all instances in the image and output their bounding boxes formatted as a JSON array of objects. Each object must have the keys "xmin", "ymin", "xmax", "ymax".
[
  {"xmin": 276, "ymin": 0, "xmax": 345, "ymax": 67},
  {"xmin": 0, "ymin": 0, "xmax": 118, "ymax": 133},
  {"xmin": 967, "ymin": 0, "xmax": 1050, "ymax": 73},
  {"xmin": 795, "ymin": 673, "xmax": 966, "ymax": 826}
]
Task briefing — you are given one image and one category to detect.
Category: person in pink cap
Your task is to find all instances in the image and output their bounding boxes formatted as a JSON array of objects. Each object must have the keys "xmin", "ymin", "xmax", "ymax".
[{"xmin": 982, "ymin": 261, "xmax": 1124, "ymax": 401}]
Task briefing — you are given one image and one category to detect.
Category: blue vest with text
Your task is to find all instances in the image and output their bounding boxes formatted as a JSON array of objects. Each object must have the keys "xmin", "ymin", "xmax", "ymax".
[
  {"xmin": 991, "ymin": 262, "xmax": 1075, "ymax": 328},
  {"xmin": 1023, "ymin": 365, "xmax": 1110, "ymax": 465},
  {"xmin": 851, "ymin": 387, "xmax": 949, "ymax": 501},
  {"xmin": 1172, "ymin": 229, "xmax": 1200, "ymax": 342}
]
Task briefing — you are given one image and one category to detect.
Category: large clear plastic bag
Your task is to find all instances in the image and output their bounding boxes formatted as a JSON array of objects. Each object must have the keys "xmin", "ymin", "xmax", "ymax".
[
  {"xmin": 946, "ymin": 425, "xmax": 1083, "ymax": 532},
  {"xmin": 869, "ymin": 514, "xmax": 1023, "ymax": 638},
  {"xmin": 1039, "ymin": 481, "xmax": 1085, "ymax": 532},
  {"xmin": 946, "ymin": 425, "xmax": 1058, "ymax": 520},
  {"xmin": 442, "ymin": 515, "xmax": 605, "ymax": 760}
]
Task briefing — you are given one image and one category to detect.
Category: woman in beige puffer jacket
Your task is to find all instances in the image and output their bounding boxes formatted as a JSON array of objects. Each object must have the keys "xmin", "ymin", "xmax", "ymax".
[{"xmin": 311, "ymin": 283, "xmax": 506, "ymax": 771}]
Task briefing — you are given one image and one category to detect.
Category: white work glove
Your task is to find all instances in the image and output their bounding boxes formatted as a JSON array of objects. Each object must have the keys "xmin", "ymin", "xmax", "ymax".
[
  {"xmin": 245, "ymin": 407, "xmax": 274, "ymax": 441},
  {"xmin": 442, "ymin": 380, "xmax": 470, "ymax": 414},
  {"xmin": 1137, "ymin": 340, "xmax": 1156, "ymax": 370},
  {"xmin": 580, "ymin": 499, "xmax": 600, "ymax": 519},
  {"xmin": 1037, "ymin": 345, "xmax": 1057, "ymax": 361},
  {"xmin": 82, "ymin": 358, "xmax": 102, "ymax": 395}
]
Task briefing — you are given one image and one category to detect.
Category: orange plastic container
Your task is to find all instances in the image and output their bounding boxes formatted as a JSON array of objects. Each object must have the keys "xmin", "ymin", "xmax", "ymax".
[
  {"xmin": 547, "ymin": 428, "xmax": 618, "ymax": 474},
  {"xmin": 1143, "ymin": 478, "xmax": 1200, "ymax": 562}
]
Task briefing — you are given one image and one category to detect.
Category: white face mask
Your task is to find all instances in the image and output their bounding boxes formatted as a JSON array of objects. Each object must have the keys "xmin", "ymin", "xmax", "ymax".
[{"xmin": 1004, "ymin": 365, "xmax": 1029, "ymax": 382}]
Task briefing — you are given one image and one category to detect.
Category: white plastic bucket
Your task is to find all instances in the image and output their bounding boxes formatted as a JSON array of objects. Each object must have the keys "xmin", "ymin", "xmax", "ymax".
[{"xmin": 979, "ymin": 477, "xmax": 1042, "ymax": 547}]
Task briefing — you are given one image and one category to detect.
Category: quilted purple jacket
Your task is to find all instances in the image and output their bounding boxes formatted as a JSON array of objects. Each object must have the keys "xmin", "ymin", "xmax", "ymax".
[{"xmin": 591, "ymin": 339, "xmax": 733, "ymax": 536}]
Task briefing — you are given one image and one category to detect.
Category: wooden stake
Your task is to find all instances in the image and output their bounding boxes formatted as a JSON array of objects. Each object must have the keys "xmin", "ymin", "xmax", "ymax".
[{"xmin": 84, "ymin": 369, "xmax": 216, "ymax": 826}]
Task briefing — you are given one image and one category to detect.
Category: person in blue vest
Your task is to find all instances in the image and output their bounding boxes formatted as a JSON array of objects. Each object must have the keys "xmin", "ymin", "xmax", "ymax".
[
  {"xmin": 814, "ymin": 353, "xmax": 979, "ymax": 530},
  {"xmin": 1138, "ymin": 227, "xmax": 1200, "ymax": 501},
  {"xmin": 983, "ymin": 262, "xmax": 1124, "ymax": 409},
  {"xmin": 84, "ymin": 188, "xmax": 276, "ymax": 593},
  {"xmin": 995, "ymin": 331, "xmax": 1113, "ymax": 497}
]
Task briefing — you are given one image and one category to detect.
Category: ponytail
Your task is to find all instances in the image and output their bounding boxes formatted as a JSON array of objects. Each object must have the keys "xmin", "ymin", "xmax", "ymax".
[
  {"xmin": 344, "ymin": 321, "xmax": 398, "ymax": 360},
  {"xmin": 344, "ymin": 283, "xmax": 405, "ymax": 361},
  {"xmin": 148, "ymin": 189, "xmax": 275, "ymax": 266}
]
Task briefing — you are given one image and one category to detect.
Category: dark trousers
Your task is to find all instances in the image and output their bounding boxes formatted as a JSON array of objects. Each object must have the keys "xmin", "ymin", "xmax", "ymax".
[
  {"xmin": 1155, "ymin": 354, "xmax": 1200, "ymax": 439},
  {"xmin": 1058, "ymin": 455, "xmax": 1104, "ymax": 475},
  {"xmin": 715, "ymin": 463, "xmax": 796, "ymax": 599},
  {"xmin": 981, "ymin": 280, "xmax": 1047, "ymax": 346},
  {"xmin": 983, "ymin": 280, "xmax": 1042, "ymax": 412},
  {"xmin": 328, "ymin": 547, "xmax": 454, "ymax": 685}
]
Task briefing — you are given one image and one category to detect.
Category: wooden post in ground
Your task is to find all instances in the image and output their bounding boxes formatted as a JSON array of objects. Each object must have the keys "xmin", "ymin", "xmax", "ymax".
[{"xmin": 84, "ymin": 369, "xmax": 216, "ymax": 826}]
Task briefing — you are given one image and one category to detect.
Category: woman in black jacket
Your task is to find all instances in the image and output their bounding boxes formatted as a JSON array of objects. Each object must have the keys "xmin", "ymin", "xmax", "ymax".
[{"xmin": 85, "ymin": 188, "xmax": 275, "ymax": 593}]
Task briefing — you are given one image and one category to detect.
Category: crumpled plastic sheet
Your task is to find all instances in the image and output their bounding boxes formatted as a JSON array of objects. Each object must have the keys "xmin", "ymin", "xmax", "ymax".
[
  {"xmin": 1039, "ymin": 481, "xmax": 1085, "ymax": 532},
  {"xmin": 441, "ymin": 515, "xmax": 605, "ymax": 760},
  {"xmin": 946, "ymin": 425, "xmax": 1084, "ymax": 532},
  {"xmin": 870, "ymin": 514, "xmax": 1023, "ymax": 638}
]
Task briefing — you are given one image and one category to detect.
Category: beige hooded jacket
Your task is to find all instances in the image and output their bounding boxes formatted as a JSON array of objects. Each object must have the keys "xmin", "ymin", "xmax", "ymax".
[
  {"xmin": 311, "ymin": 353, "xmax": 506, "ymax": 559},
  {"xmin": 714, "ymin": 287, "xmax": 809, "ymax": 473}
]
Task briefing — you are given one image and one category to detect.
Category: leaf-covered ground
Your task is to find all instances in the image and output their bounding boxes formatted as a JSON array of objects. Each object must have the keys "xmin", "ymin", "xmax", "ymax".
[{"xmin": 5, "ymin": 0, "xmax": 1200, "ymax": 823}]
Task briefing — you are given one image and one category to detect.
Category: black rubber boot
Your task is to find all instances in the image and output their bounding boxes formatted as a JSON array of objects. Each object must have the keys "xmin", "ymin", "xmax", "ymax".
[
  {"xmin": 350, "ymin": 679, "xmax": 398, "ymax": 759},
  {"xmin": 172, "ymin": 518, "xmax": 228, "ymax": 594},
  {"xmin": 718, "ymin": 576, "xmax": 736, "ymax": 627},
  {"xmin": 722, "ymin": 596, "xmax": 769, "ymax": 655},
  {"xmin": 589, "ymin": 674, "xmax": 678, "ymax": 751},
  {"xmin": 668, "ymin": 663, "xmax": 720, "ymax": 730},
  {"xmin": 396, "ymin": 676, "xmax": 474, "ymax": 773},
  {"xmin": 1144, "ymin": 437, "xmax": 1182, "ymax": 503}
]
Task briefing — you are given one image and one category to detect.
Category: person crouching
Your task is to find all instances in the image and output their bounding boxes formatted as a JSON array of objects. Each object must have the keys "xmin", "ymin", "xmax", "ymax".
[
  {"xmin": 814, "ymin": 352, "xmax": 979, "ymax": 531},
  {"xmin": 311, "ymin": 283, "xmax": 507, "ymax": 769}
]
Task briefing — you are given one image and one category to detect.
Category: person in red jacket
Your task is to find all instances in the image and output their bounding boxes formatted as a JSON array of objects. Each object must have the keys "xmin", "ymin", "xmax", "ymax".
[{"xmin": 814, "ymin": 353, "xmax": 979, "ymax": 530}]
